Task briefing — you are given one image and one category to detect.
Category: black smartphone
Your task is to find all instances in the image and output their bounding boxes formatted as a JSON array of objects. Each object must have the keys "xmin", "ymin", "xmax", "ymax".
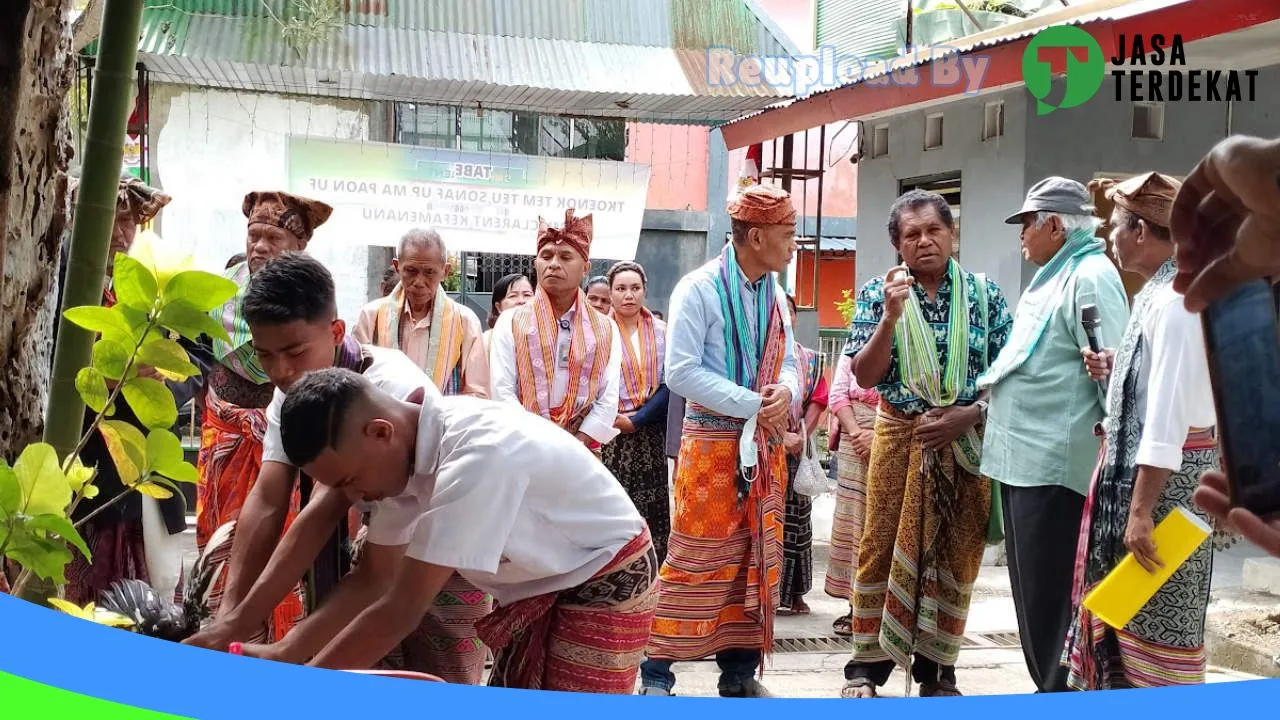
[{"xmin": 1202, "ymin": 278, "xmax": 1280, "ymax": 519}]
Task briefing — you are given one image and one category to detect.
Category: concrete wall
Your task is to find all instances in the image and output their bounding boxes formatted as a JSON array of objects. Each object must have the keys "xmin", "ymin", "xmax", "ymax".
[
  {"xmin": 854, "ymin": 87, "xmax": 1029, "ymax": 306},
  {"xmin": 148, "ymin": 85, "xmax": 379, "ymax": 326}
]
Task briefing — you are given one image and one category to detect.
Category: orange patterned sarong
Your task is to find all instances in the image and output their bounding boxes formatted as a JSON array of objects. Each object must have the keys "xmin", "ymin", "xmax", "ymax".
[
  {"xmin": 195, "ymin": 391, "xmax": 304, "ymax": 642},
  {"xmin": 646, "ymin": 409, "xmax": 788, "ymax": 662}
]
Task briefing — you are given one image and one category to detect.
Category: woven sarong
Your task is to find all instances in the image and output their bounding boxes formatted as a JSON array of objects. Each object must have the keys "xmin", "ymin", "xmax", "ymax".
[
  {"xmin": 825, "ymin": 401, "xmax": 877, "ymax": 600},
  {"xmin": 850, "ymin": 402, "xmax": 989, "ymax": 670},
  {"xmin": 1064, "ymin": 430, "xmax": 1220, "ymax": 689},
  {"xmin": 195, "ymin": 394, "xmax": 304, "ymax": 642},
  {"xmin": 645, "ymin": 406, "xmax": 787, "ymax": 662},
  {"xmin": 476, "ymin": 529, "xmax": 658, "ymax": 693},
  {"xmin": 602, "ymin": 423, "xmax": 671, "ymax": 565}
]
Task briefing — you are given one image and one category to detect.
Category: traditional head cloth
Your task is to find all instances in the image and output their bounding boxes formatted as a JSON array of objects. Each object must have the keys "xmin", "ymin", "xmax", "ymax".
[
  {"xmin": 727, "ymin": 183, "xmax": 797, "ymax": 226},
  {"xmin": 242, "ymin": 190, "xmax": 333, "ymax": 243},
  {"xmin": 1103, "ymin": 171, "xmax": 1181, "ymax": 229},
  {"xmin": 536, "ymin": 208, "xmax": 593, "ymax": 260},
  {"xmin": 117, "ymin": 175, "xmax": 171, "ymax": 225}
]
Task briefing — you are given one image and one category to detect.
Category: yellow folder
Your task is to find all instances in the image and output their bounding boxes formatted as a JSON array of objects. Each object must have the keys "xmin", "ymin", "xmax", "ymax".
[{"xmin": 1082, "ymin": 505, "xmax": 1211, "ymax": 630}]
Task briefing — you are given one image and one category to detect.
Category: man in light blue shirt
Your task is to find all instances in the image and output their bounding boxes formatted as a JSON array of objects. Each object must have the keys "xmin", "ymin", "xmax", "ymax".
[
  {"xmin": 977, "ymin": 177, "xmax": 1129, "ymax": 694},
  {"xmin": 640, "ymin": 184, "xmax": 799, "ymax": 698}
]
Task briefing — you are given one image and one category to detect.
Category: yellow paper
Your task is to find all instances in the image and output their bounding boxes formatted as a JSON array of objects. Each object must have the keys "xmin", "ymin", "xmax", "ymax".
[{"xmin": 1082, "ymin": 505, "xmax": 1211, "ymax": 630}]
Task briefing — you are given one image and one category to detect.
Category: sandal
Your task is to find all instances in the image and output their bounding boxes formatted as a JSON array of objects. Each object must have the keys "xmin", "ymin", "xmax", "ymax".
[
  {"xmin": 833, "ymin": 613, "xmax": 852, "ymax": 637},
  {"xmin": 840, "ymin": 677, "xmax": 877, "ymax": 698},
  {"xmin": 918, "ymin": 680, "xmax": 963, "ymax": 697}
]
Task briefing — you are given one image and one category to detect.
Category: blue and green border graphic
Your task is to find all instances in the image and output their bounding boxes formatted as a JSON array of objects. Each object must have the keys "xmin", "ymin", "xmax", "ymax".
[{"xmin": 1, "ymin": 592, "xmax": 1277, "ymax": 717}]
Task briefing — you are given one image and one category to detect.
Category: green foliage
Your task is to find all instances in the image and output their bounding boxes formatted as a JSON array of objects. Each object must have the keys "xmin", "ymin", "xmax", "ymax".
[
  {"xmin": 0, "ymin": 252, "xmax": 237, "ymax": 596},
  {"xmin": 835, "ymin": 289, "xmax": 856, "ymax": 327}
]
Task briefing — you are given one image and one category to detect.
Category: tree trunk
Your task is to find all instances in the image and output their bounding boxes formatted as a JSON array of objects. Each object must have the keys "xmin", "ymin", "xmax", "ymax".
[{"xmin": 0, "ymin": 0, "xmax": 75, "ymax": 460}]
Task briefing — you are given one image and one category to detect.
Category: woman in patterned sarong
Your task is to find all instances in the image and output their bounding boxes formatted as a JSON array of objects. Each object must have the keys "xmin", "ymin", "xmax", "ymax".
[
  {"xmin": 824, "ymin": 354, "xmax": 880, "ymax": 636},
  {"xmin": 778, "ymin": 295, "xmax": 829, "ymax": 616},
  {"xmin": 601, "ymin": 261, "xmax": 672, "ymax": 563}
]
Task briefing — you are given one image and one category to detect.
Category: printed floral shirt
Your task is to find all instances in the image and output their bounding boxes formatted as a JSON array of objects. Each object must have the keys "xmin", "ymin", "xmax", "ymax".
[{"xmin": 843, "ymin": 268, "xmax": 1013, "ymax": 416}]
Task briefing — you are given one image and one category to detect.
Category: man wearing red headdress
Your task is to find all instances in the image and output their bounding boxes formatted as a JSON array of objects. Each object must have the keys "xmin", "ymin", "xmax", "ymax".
[
  {"xmin": 640, "ymin": 184, "xmax": 800, "ymax": 698},
  {"xmin": 489, "ymin": 209, "xmax": 623, "ymax": 450},
  {"xmin": 191, "ymin": 190, "xmax": 333, "ymax": 641}
]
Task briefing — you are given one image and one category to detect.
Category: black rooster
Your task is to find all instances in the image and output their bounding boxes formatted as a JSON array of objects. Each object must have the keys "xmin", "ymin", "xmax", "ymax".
[{"xmin": 99, "ymin": 521, "xmax": 235, "ymax": 641}]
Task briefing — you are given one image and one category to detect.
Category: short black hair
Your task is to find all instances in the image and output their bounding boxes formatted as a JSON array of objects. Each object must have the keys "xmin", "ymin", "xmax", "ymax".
[
  {"xmin": 887, "ymin": 189, "xmax": 954, "ymax": 249},
  {"xmin": 243, "ymin": 252, "xmax": 337, "ymax": 326},
  {"xmin": 607, "ymin": 261, "xmax": 647, "ymax": 288},
  {"xmin": 280, "ymin": 367, "xmax": 370, "ymax": 467}
]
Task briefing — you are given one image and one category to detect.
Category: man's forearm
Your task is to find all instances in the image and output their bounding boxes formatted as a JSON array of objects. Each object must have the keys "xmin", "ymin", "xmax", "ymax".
[
  {"xmin": 226, "ymin": 489, "xmax": 352, "ymax": 632},
  {"xmin": 273, "ymin": 566, "xmax": 390, "ymax": 664},
  {"xmin": 307, "ymin": 594, "xmax": 424, "ymax": 670},
  {"xmin": 1131, "ymin": 465, "xmax": 1172, "ymax": 519},
  {"xmin": 221, "ymin": 489, "xmax": 292, "ymax": 613}
]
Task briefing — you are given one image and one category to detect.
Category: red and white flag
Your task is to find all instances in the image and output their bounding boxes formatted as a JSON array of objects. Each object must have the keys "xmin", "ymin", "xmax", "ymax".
[{"xmin": 735, "ymin": 142, "xmax": 762, "ymax": 194}]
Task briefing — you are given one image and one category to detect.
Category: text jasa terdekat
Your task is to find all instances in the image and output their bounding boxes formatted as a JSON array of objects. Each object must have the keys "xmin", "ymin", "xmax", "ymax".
[{"xmin": 1111, "ymin": 34, "xmax": 1258, "ymax": 103}]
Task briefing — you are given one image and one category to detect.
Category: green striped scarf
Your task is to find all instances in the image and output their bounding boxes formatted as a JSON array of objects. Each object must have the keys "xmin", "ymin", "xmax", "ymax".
[{"xmin": 893, "ymin": 258, "xmax": 984, "ymax": 473}]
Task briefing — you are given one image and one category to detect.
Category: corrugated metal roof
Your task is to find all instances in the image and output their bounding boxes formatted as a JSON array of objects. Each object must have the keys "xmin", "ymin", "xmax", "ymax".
[
  {"xmin": 721, "ymin": 0, "xmax": 1191, "ymax": 128},
  {"xmin": 132, "ymin": 0, "xmax": 802, "ymax": 122},
  {"xmin": 816, "ymin": 0, "xmax": 904, "ymax": 61}
]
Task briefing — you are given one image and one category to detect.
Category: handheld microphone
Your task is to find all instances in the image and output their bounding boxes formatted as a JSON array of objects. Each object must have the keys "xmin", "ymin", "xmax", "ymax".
[{"xmin": 1080, "ymin": 304, "xmax": 1109, "ymax": 394}]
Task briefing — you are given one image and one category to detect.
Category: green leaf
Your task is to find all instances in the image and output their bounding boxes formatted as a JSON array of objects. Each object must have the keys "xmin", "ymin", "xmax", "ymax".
[
  {"xmin": 8, "ymin": 535, "xmax": 73, "ymax": 585},
  {"xmin": 159, "ymin": 300, "xmax": 231, "ymax": 345},
  {"xmin": 74, "ymin": 367, "xmax": 110, "ymax": 414},
  {"xmin": 90, "ymin": 339, "xmax": 132, "ymax": 381},
  {"xmin": 121, "ymin": 377, "xmax": 177, "ymax": 429},
  {"xmin": 28, "ymin": 514, "xmax": 91, "ymax": 561},
  {"xmin": 163, "ymin": 270, "xmax": 238, "ymax": 313},
  {"xmin": 13, "ymin": 444, "xmax": 72, "ymax": 517},
  {"xmin": 64, "ymin": 457, "xmax": 97, "ymax": 495},
  {"xmin": 137, "ymin": 337, "xmax": 200, "ymax": 379},
  {"xmin": 99, "ymin": 420, "xmax": 147, "ymax": 485},
  {"xmin": 135, "ymin": 482, "xmax": 173, "ymax": 500},
  {"xmin": 146, "ymin": 430, "xmax": 198, "ymax": 483},
  {"xmin": 113, "ymin": 254, "xmax": 159, "ymax": 312},
  {"xmin": 63, "ymin": 305, "xmax": 133, "ymax": 344}
]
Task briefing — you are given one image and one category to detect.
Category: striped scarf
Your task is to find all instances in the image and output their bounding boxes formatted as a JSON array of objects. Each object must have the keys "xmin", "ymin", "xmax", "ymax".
[
  {"xmin": 371, "ymin": 282, "xmax": 464, "ymax": 394},
  {"xmin": 210, "ymin": 261, "xmax": 270, "ymax": 385},
  {"xmin": 512, "ymin": 286, "xmax": 614, "ymax": 431},
  {"xmin": 790, "ymin": 343, "xmax": 822, "ymax": 427},
  {"xmin": 611, "ymin": 308, "xmax": 665, "ymax": 413},
  {"xmin": 893, "ymin": 258, "xmax": 983, "ymax": 473},
  {"xmin": 715, "ymin": 243, "xmax": 775, "ymax": 389}
]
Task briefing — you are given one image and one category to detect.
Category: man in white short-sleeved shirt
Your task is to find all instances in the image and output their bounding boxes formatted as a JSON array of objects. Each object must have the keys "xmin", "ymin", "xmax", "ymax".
[
  {"xmin": 243, "ymin": 367, "xmax": 657, "ymax": 694},
  {"xmin": 185, "ymin": 253, "xmax": 480, "ymax": 685}
]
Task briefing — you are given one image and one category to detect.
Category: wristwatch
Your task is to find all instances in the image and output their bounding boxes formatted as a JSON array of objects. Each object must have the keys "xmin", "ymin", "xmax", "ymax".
[{"xmin": 974, "ymin": 399, "xmax": 989, "ymax": 417}]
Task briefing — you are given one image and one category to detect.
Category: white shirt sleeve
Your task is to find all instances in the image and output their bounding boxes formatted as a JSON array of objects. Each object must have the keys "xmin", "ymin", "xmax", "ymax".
[
  {"xmin": 1135, "ymin": 298, "xmax": 1216, "ymax": 470},
  {"xmin": 261, "ymin": 389, "xmax": 292, "ymax": 466},
  {"xmin": 579, "ymin": 317, "xmax": 623, "ymax": 444},
  {"xmin": 404, "ymin": 444, "xmax": 530, "ymax": 574},
  {"xmin": 664, "ymin": 275, "xmax": 762, "ymax": 419},
  {"xmin": 365, "ymin": 494, "xmax": 425, "ymax": 548},
  {"xmin": 489, "ymin": 310, "xmax": 521, "ymax": 406}
]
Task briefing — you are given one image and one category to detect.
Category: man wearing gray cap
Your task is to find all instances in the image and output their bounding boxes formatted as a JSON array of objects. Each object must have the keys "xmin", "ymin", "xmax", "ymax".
[{"xmin": 976, "ymin": 177, "xmax": 1129, "ymax": 693}]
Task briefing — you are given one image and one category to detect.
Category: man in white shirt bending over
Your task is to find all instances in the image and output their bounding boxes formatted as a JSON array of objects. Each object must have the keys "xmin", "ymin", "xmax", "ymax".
[{"xmin": 239, "ymin": 367, "xmax": 658, "ymax": 694}]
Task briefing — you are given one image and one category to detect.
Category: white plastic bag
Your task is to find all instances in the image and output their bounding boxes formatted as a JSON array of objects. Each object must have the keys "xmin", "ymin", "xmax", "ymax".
[
  {"xmin": 140, "ymin": 496, "xmax": 185, "ymax": 601},
  {"xmin": 792, "ymin": 419, "xmax": 836, "ymax": 497}
]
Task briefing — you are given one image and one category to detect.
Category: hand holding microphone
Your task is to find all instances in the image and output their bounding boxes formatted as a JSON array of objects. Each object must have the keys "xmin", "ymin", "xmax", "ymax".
[{"xmin": 1079, "ymin": 304, "xmax": 1112, "ymax": 393}]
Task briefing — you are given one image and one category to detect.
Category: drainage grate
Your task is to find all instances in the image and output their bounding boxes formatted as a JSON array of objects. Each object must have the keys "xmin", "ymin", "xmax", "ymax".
[
  {"xmin": 771, "ymin": 630, "xmax": 1021, "ymax": 654},
  {"xmin": 773, "ymin": 636, "xmax": 851, "ymax": 653},
  {"xmin": 961, "ymin": 631, "xmax": 1022, "ymax": 648}
]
